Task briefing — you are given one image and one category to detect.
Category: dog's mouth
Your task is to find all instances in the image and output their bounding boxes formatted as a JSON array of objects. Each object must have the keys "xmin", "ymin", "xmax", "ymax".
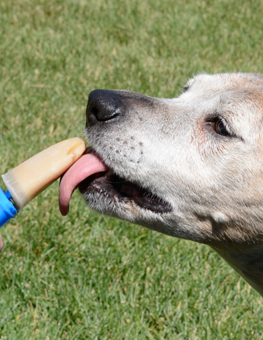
[{"xmin": 59, "ymin": 147, "xmax": 172, "ymax": 216}]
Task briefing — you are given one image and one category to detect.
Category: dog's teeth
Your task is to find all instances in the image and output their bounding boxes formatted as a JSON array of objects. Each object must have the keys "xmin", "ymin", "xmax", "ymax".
[{"xmin": 2, "ymin": 138, "xmax": 86, "ymax": 210}]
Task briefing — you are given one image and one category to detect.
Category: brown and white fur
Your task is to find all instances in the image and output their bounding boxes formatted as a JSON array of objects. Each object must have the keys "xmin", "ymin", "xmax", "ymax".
[{"xmin": 80, "ymin": 73, "xmax": 263, "ymax": 295}]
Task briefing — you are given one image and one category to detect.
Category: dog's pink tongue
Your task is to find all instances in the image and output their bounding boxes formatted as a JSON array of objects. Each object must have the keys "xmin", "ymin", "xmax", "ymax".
[{"xmin": 59, "ymin": 153, "xmax": 107, "ymax": 216}]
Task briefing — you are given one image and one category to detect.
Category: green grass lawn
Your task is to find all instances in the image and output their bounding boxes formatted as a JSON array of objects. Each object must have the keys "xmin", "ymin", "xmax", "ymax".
[{"xmin": 1, "ymin": 0, "xmax": 263, "ymax": 338}]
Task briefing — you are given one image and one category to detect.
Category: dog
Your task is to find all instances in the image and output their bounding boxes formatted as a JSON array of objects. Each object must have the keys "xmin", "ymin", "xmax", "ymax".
[{"xmin": 60, "ymin": 72, "xmax": 263, "ymax": 295}]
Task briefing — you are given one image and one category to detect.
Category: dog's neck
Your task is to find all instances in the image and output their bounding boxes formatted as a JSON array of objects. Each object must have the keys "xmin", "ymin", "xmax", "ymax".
[{"xmin": 212, "ymin": 245, "xmax": 263, "ymax": 296}]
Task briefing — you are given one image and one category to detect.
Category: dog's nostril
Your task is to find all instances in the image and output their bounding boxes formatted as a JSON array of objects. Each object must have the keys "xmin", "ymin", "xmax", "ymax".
[{"xmin": 91, "ymin": 106, "xmax": 99, "ymax": 118}]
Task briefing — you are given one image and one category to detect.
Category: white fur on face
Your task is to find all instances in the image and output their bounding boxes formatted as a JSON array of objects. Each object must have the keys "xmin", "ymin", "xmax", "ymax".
[
  {"xmin": 82, "ymin": 73, "xmax": 263, "ymax": 295},
  {"xmin": 84, "ymin": 74, "xmax": 263, "ymax": 245}
]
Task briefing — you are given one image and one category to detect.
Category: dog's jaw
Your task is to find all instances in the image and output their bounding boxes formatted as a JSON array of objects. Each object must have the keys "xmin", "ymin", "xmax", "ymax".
[{"xmin": 78, "ymin": 144, "xmax": 176, "ymax": 234}]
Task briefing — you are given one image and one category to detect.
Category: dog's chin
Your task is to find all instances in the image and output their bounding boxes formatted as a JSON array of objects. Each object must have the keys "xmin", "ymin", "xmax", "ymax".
[{"xmin": 78, "ymin": 164, "xmax": 172, "ymax": 216}]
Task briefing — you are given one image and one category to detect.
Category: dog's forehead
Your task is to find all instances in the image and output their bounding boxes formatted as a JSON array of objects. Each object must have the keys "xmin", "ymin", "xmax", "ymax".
[
  {"xmin": 180, "ymin": 73, "xmax": 263, "ymax": 117},
  {"xmin": 188, "ymin": 73, "xmax": 263, "ymax": 94}
]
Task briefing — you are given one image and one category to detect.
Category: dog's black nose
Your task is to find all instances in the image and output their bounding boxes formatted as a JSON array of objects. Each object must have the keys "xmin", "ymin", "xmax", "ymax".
[{"xmin": 86, "ymin": 89, "xmax": 123, "ymax": 125}]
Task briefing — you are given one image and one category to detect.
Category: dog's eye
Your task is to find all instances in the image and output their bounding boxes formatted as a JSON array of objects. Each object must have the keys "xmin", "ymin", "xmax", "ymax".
[
  {"xmin": 206, "ymin": 118, "xmax": 231, "ymax": 137},
  {"xmin": 214, "ymin": 119, "xmax": 229, "ymax": 136}
]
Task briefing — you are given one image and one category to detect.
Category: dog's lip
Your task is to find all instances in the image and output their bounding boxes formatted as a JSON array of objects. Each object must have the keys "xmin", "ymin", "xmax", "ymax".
[{"xmin": 79, "ymin": 171, "xmax": 172, "ymax": 214}]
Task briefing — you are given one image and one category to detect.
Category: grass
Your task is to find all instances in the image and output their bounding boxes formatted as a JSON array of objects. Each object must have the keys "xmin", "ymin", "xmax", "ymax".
[{"xmin": 1, "ymin": 0, "xmax": 263, "ymax": 338}]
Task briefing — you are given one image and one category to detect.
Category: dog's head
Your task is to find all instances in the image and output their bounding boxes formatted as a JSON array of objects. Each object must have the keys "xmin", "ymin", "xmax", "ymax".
[{"xmin": 60, "ymin": 73, "xmax": 263, "ymax": 247}]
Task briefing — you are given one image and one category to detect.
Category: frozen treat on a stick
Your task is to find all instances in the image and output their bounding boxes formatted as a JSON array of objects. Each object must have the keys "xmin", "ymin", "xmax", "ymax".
[{"xmin": 0, "ymin": 138, "xmax": 86, "ymax": 226}]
